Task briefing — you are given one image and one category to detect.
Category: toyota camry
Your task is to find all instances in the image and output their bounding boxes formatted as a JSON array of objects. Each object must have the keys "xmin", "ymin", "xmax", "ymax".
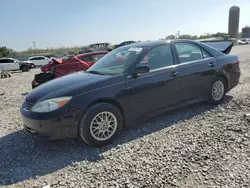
[{"xmin": 21, "ymin": 40, "xmax": 240, "ymax": 147}]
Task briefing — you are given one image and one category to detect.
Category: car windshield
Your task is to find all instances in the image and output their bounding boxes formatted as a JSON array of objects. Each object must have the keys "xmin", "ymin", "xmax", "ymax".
[{"xmin": 86, "ymin": 46, "xmax": 143, "ymax": 75}]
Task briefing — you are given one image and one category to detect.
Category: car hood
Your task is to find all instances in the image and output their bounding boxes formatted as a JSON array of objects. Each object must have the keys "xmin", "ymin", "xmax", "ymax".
[{"xmin": 26, "ymin": 72, "xmax": 120, "ymax": 103}]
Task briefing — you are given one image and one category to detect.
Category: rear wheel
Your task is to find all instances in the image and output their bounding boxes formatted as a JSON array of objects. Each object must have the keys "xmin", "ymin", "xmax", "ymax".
[
  {"xmin": 21, "ymin": 65, "xmax": 29, "ymax": 72},
  {"xmin": 208, "ymin": 77, "xmax": 227, "ymax": 105},
  {"xmin": 31, "ymin": 64, "xmax": 36, "ymax": 68},
  {"xmin": 79, "ymin": 103, "xmax": 123, "ymax": 147}
]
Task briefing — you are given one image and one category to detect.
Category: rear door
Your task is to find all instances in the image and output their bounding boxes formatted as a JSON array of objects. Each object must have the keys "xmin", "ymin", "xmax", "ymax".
[
  {"xmin": 8, "ymin": 59, "xmax": 19, "ymax": 70},
  {"xmin": 173, "ymin": 41, "xmax": 217, "ymax": 101}
]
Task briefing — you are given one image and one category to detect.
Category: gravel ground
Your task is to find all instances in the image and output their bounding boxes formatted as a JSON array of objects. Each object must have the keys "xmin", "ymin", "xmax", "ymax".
[{"xmin": 0, "ymin": 45, "xmax": 250, "ymax": 188}]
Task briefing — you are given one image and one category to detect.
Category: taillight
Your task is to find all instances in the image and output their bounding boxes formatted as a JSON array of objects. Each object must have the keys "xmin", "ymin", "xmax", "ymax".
[{"xmin": 237, "ymin": 55, "xmax": 240, "ymax": 64}]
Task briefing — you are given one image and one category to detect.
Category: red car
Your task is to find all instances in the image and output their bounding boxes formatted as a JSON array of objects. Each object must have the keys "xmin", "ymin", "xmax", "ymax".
[
  {"xmin": 32, "ymin": 51, "xmax": 108, "ymax": 88},
  {"xmin": 41, "ymin": 51, "xmax": 108, "ymax": 73}
]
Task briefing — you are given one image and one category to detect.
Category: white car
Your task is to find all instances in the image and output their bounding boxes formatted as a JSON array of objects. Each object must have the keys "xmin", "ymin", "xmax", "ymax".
[
  {"xmin": 28, "ymin": 56, "xmax": 51, "ymax": 67},
  {"xmin": 0, "ymin": 58, "xmax": 32, "ymax": 72}
]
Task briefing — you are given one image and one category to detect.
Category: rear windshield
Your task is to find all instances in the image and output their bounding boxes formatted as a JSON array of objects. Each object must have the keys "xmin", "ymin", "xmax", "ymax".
[{"xmin": 202, "ymin": 41, "xmax": 233, "ymax": 52}]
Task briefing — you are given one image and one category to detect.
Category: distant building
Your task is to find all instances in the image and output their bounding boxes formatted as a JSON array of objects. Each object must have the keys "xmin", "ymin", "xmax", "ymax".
[
  {"xmin": 242, "ymin": 26, "xmax": 250, "ymax": 38},
  {"xmin": 228, "ymin": 6, "xmax": 240, "ymax": 38}
]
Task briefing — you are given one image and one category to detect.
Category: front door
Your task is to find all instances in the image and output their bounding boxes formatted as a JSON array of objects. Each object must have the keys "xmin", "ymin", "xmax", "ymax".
[
  {"xmin": 173, "ymin": 42, "xmax": 217, "ymax": 101},
  {"xmin": 126, "ymin": 44, "xmax": 181, "ymax": 119}
]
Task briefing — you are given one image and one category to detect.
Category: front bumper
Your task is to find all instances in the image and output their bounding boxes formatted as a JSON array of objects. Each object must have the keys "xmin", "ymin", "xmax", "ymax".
[{"xmin": 20, "ymin": 103, "xmax": 80, "ymax": 140}]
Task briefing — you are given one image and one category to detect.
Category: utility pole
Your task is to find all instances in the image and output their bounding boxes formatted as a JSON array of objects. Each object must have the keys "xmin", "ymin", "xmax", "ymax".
[{"xmin": 33, "ymin": 41, "xmax": 36, "ymax": 54}]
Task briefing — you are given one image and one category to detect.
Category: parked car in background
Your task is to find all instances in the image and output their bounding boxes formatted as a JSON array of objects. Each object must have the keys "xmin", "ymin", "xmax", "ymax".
[
  {"xmin": 241, "ymin": 38, "xmax": 250, "ymax": 44},
  {"xmin": 21, "ymin": 40, "xmax": 240, "ymax": 147},
  {"xmin": 0, "ymin": 58, "xmax": 32, "ymax": 72},
  {"xmin": 28, "ymin": 56, "xmax": 51, "ymax": 67},
  {"xmin": 236, "ymin": 40, "xmax": 248, "ymax": 45},
  {"xmin": 32, "ymin": 51, "xmax": 108, "ymax": 88},
  {"xmin": 41, "ymin": 51, "xmax": 108, "ymax": 73},
  {"xmin": 78, "ymin": 49, "xmax": 93, "ymax": 54},
  {"xmin": 114, "ymin": 41, "xmax": 136, "ymax": 49},
  {"xmin": 89, "ymin": 43, "xmax": 113, "ymax": 51}
]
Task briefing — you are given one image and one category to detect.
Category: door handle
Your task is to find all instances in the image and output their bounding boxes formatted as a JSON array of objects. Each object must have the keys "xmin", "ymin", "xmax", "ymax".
[
  {"xmin": 170, "ymin": 71, "xmax": 179, "ymax": 77},
  {"xmin": 209, "ymin": 62, "xmax": 215, "ymax": 67}
]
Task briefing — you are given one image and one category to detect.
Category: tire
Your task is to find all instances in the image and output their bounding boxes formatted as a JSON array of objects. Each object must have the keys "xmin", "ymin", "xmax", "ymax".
[
  {"xmin": 21, "ymin": 65, "xmax": 29, "ymax": 72},
  {"xmin": 79, "ymin": 103, "xmax": 123, "ymax": 147},
  {"xmin": 31, "ymin": 64, "xmax": 36, "ymax": 68},
  {"xmin": 208, "ymin": 76, "xmax": 227, "ymax": 105}
]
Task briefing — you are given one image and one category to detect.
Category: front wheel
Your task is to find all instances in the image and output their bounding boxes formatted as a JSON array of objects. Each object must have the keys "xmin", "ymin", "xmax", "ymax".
[
  {"xmin": 79, "ymin": 103, "xmax": 123, "ymax": 148},
  {"xmin": 208, "ymin": 77, "xmax": 227, "ymax": 105}
]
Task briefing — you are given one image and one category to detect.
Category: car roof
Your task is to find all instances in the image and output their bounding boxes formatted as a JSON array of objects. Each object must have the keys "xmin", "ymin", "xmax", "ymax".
[
  {"xmin": 29, "ymin": 56, "xmax": 46, "ymax": 58},
  {"xmin": 125, "ymin": 39, "xmax": 217, "ymax": 48}
]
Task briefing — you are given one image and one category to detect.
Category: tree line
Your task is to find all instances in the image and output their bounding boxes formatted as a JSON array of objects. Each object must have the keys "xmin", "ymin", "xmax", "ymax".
[{"xmin": 1, "ymin": 32, "xmax": 239, "ymax": 58}]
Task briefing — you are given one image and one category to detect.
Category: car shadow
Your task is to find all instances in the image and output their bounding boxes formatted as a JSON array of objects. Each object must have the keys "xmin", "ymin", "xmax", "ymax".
[
  {"xmin": 0, "ymin": 95, "xmax": 233, "ymax": 186},
  {"xmin": 10, "ymin": 70, "xmax": 23, "ymax": 74}
]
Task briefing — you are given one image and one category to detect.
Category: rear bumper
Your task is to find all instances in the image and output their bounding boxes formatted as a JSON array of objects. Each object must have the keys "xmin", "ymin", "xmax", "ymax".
[{"xmin": 228, "ymin": 69, "xmax": 241, "ymax": 91}]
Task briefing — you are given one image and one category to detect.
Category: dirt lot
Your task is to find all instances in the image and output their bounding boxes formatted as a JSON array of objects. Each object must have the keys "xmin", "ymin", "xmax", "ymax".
[{"xmin": 0, "ymin": 45, "xmax": 250, "ymax": 188}]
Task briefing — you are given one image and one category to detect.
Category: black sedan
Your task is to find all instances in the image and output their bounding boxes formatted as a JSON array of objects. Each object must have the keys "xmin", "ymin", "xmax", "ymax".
[
  {"xmin": 114, "ymin": 41, "xmax": 136, "ymax": 49},
  {"xmin": 21, "ymin": 40, "xmax": 240, "ymax": 147}
]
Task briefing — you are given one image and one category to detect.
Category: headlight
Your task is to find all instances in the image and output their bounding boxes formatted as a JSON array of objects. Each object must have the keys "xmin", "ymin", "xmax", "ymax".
[{"xmin": 31, "ymin": 96, "xmax": 72, "ymax": 113}]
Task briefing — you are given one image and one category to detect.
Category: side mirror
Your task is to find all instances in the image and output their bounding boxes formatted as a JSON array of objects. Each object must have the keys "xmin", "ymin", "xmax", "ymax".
[{"xmin": 132, "ymin": 64, "xmax": 149, "ymax": 77}]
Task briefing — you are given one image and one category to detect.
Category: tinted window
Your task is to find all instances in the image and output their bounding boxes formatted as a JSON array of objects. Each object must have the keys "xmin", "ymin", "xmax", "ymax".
[
  {"xmin": 140, "ymin": 44, "xmax": 174, "ymax": 71},
  {"xmin": 30, "ymin": 57, "xmax": 45, "ymax": 60},
  {"xmin": 0, "ymin": 59, "xmax": 5, "ymax": 64},
  {"xmin": 0, "ymin": 59, "xmax": 14, "ymax": 63},
  {"xmin": 174, "ymin": 43, "xmax": 203, "ymax": 63}
]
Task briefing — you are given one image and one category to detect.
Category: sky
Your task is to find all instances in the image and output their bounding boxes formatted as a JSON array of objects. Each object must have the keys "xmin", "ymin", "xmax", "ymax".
[{"xmin": 1, "ymin": 0, "xmax": 250, "ymax": 51}]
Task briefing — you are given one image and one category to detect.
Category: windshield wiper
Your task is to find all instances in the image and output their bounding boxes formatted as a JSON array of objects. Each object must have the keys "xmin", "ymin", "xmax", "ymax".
[{"xmin": 86, "ymin": 70, "xmax": 104, "ymax": 75}]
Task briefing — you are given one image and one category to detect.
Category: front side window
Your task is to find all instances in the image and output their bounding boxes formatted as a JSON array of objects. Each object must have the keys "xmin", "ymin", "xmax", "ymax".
[
  {"xmin": 174, "ymin": 43, "xmax": 203, "ymax": 63},
  {"xmin": 139, "ymin": 44, "xmax": 174, "ymax": 71},
  {"xmin": 87, "ymin": 46, "xmax": 143, "ymax": 75}
]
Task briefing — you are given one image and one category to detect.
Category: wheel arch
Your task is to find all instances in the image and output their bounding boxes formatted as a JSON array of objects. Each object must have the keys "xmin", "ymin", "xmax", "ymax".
[
  {"xmin": 215, "ymin": 73, "xmax": 229, "ymax": 92},
  {"xmin": 88, "ymin": 98, "xmax": 125, "ymax": 118}
]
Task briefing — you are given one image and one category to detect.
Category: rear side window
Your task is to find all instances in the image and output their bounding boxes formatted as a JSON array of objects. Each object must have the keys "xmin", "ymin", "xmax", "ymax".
[
  {"xmin": 0, "ymin": 59, "xmax": 5, "ymax": 64},
  {"xmin": 0, "ymin": 59, "xmax": 14, "ymax": 63},
  {"xmin": 174, "ymin": 43, "xmax": 204, "ymax": 63}
]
